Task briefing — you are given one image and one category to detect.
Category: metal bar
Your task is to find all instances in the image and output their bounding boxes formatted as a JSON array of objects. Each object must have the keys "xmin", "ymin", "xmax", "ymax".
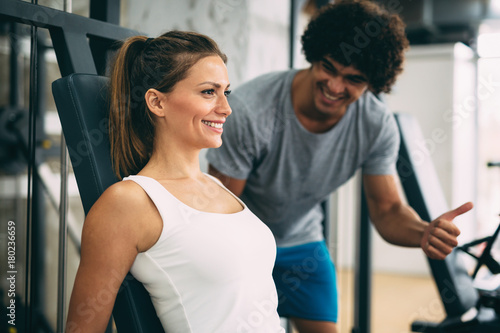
[
  {"xmin": 352, "ymin": 184, "xmax": 371, "ymax": 333},
  {"xmin": 34, "ymin": 31, "xmax": 50, "ymax": 333},
  {"xmin": 32, "ymin": 160, "xmax": 50, "ymax": 332},
  {"xmin": 472, "ymin": 222, "xmax": 500, "ymax": 277},
  {"xmin": 9, "ymin": 22, "xmax": 22, "ymax": 109},
  {"xmin": 89, "ymin": 37, "xmax": 111, "ymax": 75},
  {"xmin": 90, "ymin": 0, "xmax": 120, "ymax": 24},
  {"xmin": 321, "ymin": 199, "xmax": 330, "ymax": 243},
  {"xmin": 57, "ymin": 137, "xmax": 69, "ymax": 333},
  {"xmin": 89, "ymin": 0, "xmax": 120, "ymax": 76},
  {"xmin": 289, "ymin": 0, "xmax": 298, "ymax": 69},
  {"xmin": 487, "ymin": 161, "xmax": 500, "ymax": 168},
  {"xmin": 35, "ymin": 163, "xmax": 82, "ymax": 249},
  {"xmin": 58, "ymin": 0, "xmax": 70, "ymax": 319},
  {"xmin": 25, "ymin": 17, "xmax": 39, "ymax": 333},
  {"xmin": 63, "ymin": 0, "xmax": 72, "ymax": 13},
  {"xmin": 49, "ymin": 28, "xmax": 98, "ymax": 76},
  {"xmin": 0, "ymin": 0, "xmax": 137, "ymax": 41}
]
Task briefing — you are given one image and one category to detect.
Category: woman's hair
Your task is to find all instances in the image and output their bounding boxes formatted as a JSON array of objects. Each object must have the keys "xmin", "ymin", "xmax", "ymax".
[
  {"xmin": 109, "ymin": 30, "xmax": 227, "ymax": 179},
  {"xmin": 301, "ymin": 0, "xmax": 409, "ymax": 94}
]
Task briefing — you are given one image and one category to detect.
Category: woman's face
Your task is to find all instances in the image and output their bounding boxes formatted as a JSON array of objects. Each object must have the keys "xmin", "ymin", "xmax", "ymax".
[{"xmin": 161, "ymin": 55, "xmax": 231, "ymax": 150}]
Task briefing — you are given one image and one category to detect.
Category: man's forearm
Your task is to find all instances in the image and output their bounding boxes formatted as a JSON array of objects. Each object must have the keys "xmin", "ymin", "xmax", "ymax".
[{"xmin": 370, "ymin": 203, "xmax": 427, "ymax": 247}]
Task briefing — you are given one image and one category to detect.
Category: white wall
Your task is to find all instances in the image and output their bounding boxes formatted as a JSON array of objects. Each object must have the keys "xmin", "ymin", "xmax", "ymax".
[
  {"xmin": 123, "ymin": 0, "xmax": 289, "ymax": 88},
  {"xmin": 245, "ymin": 0, "xmax": 290, "ymax": 80}
]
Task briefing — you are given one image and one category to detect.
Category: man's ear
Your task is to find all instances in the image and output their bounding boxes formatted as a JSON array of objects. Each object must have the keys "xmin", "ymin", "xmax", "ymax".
[{"xmin": 145, "ymin": 88, "xmax": 166, "ymax": 117}]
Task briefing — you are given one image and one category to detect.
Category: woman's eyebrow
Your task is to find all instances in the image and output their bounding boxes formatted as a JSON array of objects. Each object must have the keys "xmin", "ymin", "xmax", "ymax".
[{"xmin": 197, "ymin": 81, "xmax": 231, "ymax": 89}]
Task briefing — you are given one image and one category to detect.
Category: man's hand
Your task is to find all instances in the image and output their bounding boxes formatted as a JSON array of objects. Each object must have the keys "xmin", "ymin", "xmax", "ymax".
[{"xmin": 421, "ymin": 202, "xmax": 474, "ymax": 260}]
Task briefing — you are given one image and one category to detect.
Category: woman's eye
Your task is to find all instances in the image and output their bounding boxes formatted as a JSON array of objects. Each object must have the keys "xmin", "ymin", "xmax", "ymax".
[
  {"xmin": 202, "ymin": 89, "xmax": 215, "ymax": 95},
  {"xmin": 224, "ymin": 90, "xmax": 232, "ymax": 97}
]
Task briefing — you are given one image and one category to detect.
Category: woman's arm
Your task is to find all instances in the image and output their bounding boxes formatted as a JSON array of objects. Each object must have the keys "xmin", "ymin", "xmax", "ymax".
[{"xmin": 66, "ymin": 181, "xmax": 161, "ymax": 333}]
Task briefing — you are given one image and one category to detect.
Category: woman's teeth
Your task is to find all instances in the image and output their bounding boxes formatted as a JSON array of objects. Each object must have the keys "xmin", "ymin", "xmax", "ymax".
[{"xmin": 202, "ymin": 120, "xmax": 223, "ymax": 129}]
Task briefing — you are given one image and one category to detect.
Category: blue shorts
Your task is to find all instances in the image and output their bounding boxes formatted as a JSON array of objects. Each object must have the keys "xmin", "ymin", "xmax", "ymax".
[{"xmin": 272, "ymin": 240, "xmax": 338, "ymax": 322}]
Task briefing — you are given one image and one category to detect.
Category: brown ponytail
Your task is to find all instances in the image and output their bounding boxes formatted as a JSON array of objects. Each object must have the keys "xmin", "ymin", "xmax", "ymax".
[{"xmin": 108, "ymin": 31, "xmax": 227, "ymax": 179}]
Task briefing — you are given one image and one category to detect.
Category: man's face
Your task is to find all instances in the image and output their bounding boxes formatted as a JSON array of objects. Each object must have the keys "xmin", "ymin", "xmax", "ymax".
[{"xmin": 309, "ymin": 56, "xmax": 369, "ymax": 118}]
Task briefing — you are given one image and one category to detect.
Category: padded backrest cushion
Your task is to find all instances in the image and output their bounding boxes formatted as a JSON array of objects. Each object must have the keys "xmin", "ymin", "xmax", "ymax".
[
  {"xmin": 52, "ymin": 73, "xmax": 164, "ymax": 333},
  {"xmin": 52, "ymin": 73, "xmax": 117, "ymax": 214}
]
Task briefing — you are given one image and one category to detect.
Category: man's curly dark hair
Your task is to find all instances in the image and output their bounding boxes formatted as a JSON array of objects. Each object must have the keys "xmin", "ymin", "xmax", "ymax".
[{"xmin": 301, "ymin": 0, "xmax": 409, "ymax": 94}]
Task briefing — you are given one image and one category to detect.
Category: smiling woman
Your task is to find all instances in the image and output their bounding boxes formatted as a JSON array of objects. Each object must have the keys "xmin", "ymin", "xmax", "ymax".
[
  {"xmin": 65, "ymin": 31, "xmax": 285, "ymax": 333},
  {"xmin": 107, "ymin": 31, "xmax": 231, "ymax": 179}
]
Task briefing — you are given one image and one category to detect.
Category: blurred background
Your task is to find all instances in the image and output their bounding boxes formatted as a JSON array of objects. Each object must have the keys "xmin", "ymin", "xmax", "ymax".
[{"xmin": 0, "ymin": 0, "xmax": 499, "ymax": 332}]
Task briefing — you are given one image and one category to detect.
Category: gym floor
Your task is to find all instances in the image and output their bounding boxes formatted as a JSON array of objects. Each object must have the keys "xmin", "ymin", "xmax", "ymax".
[
  {"xmin": 337, "ymin": 269, "xmax": 445, "ymax": 333},
  {"xmin": 286, "ymin": 269, "xmax": 445, "ymax": 333}
]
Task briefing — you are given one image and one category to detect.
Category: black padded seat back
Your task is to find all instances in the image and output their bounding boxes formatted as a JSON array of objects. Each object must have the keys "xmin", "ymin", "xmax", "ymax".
[
  {"xmin": 52, "ymin": 73, "xmax": 165, "ymax": 333},
  {"xmin": 52, "ymin": 73, "xmax": 117, "ymax": 214}
]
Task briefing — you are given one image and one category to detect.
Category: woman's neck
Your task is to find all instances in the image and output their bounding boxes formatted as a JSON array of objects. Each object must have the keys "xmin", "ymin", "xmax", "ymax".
[{"xmin": 140, "ymin": 145, "xmax": 203, "ymax": 180}]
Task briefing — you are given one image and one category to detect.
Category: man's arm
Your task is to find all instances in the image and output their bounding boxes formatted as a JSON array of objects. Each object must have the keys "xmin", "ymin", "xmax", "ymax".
[
  {"xmin": 208, "ymin": 164, "xmax": 247, "ymax": 197},
  {"xmin": 363, "ymin": 174, "xmax": 473, "ymax": 260}
]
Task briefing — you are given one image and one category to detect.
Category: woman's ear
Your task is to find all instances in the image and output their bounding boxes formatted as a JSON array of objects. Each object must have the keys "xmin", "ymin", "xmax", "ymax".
[{"xmin": 145, "ymin": 88, "xmax": 166, "ymax": 117}]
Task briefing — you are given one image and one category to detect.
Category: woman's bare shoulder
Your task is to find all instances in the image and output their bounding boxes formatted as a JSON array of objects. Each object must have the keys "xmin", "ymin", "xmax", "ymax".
[
  {"xmin": 83, "ymin": 179, "xmax": 159, "ymax": 248},
  {"xmin": 93, "ymin": 179, "xmax": 150, "ymax": 212}
]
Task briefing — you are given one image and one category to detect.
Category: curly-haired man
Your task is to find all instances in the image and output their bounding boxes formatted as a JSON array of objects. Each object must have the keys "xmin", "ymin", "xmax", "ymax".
[{"xmin": 207, "ymin": 1, "xmax": 472, "ymax": 332}]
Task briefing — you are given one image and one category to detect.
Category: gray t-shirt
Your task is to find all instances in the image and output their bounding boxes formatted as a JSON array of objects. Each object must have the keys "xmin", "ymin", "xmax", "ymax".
[{"xmin": 206, "ymin": 69, "xmax": 400, "ymax": 247}]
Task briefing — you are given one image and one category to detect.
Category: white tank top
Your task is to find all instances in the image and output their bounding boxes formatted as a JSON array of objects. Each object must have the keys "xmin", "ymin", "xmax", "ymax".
[{"xmin": 124, "ymin": 175, "xmax": 284, "ymax": 333}]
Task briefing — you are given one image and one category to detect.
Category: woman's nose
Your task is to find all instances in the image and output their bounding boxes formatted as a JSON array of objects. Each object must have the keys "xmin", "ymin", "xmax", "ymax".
[{"xmin": 217, "ymin": 95, "xmax": 232, "ymax": 116}]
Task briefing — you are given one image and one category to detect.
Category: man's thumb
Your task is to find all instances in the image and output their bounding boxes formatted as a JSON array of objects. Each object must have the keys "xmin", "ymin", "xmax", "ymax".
[{"xmin": 440, "ymin": 202, "xmax": 474, "ymax": 221}]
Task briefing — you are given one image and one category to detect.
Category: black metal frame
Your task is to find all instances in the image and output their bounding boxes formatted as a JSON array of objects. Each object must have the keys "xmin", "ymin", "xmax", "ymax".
[
  {"xmin": 0, "ymin": 0, "xmax": 139, "ymax": 209},
  {"xmin": 352, "ymin": 187, "xmax": 372, "ymax": 333},
  {"xmin": 0, "ymin": 1, "xmax": 139, "ymax": 332},
  {"xmin": 0, "ymin": 0, "xmax": 136, "ymax": 77}
]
